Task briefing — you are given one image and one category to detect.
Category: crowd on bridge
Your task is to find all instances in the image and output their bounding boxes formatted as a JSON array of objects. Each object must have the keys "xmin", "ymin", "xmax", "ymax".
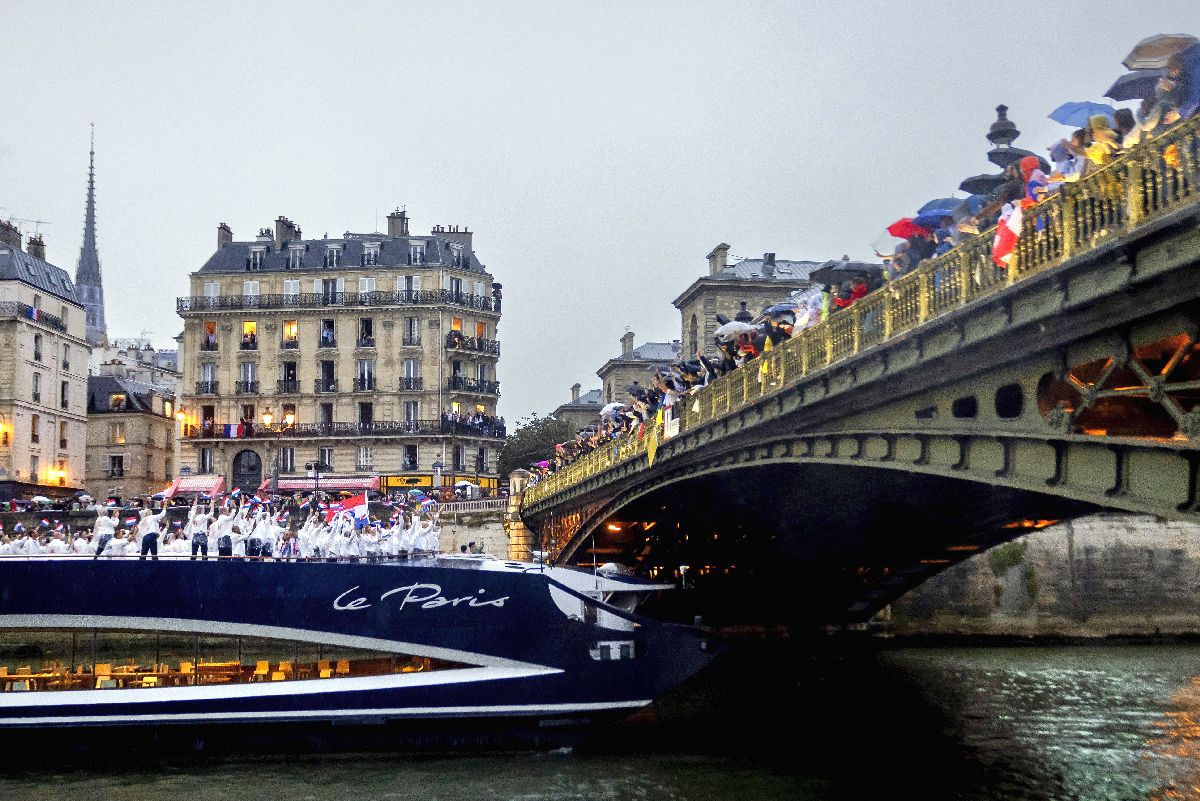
[{"xmin": 526, "ymin": 34, "xmax": 1200, "ymax": 488}]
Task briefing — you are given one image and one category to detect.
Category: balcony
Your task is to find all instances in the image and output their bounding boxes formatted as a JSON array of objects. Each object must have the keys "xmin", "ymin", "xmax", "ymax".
[
  {"xmin": 177, "ymin": 289, "xmax": 497, "ymax": 315},
  {"xmin": 0, "ymin": 302, "xmax": 67, "ymax": 334},
  {"xmin": 314, "ymin": 379, "xmax": 339, "ymax": 393},
  {"xmin": 352, "ymin": 377, "xmax": 377, "ymax": 392},
  {"xmin": 239, "ymin": 337, "xmax": 258, "ymax": 351},
  {"xmin": 445, "ymin": 334, "xmax": 501, "ymax": 356},
  {"xmin": 277, "ymin": 379, "xmax": 300, "ymax": 394},
  {"xmin": 447, "ymin": 376, "xmax": 501, "ymax": 395},
  {"xmin": 280, "ymin": 339, "xmax": 299, "ymax": 350},
  {"xmin": 199, "ymin": 339, "xmax": 219, "ymax": 352},
  {"xmin": 317, "ymin": 336, "xmax": 337, "ymax": 350},
  {"xmin": 195, "ymin": 381, "xmax": 218, "ymax": 395},
  {"xmin": 234, "ymin": 380, "xmax": 260, "ymax": 395},
  {"xmin": 398, "ymin": 376, "xmax": 423, "ymax": 391},
  {"xmin": 183, "ymin": 419, "xmax": 506, "ymax": 440},
  {"xmin": 401, "ymin": 460, "xmax": 419, "ymax": 471},
  {"xmin": 402, "ymin": 336, "xmax": 421, "ymax": 347},
  {"xmin": 357, "ymin": 336, "xmax": 376, "ymax": 349}
]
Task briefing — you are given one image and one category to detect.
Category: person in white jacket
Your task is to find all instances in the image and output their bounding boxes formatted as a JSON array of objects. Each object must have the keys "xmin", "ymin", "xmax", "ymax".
[
  {"xmin": 91, "ymin": 508, "xmax": 118, "ymax": 560},
  {"xmin": 137, "ymin": 503, "xmax": 168, "ymax": 560}
]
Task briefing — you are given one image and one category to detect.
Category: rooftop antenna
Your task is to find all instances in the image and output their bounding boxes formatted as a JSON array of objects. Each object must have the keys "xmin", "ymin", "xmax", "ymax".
[{"xmin": 8, "ymin": 217, "xmax": 52, "ymax": 235}]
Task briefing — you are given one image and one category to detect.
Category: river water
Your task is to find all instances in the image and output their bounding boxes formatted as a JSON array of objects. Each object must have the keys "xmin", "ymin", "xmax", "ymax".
[{"xmin": 4, "ymin": 642, "xmax": 1200, "ymax": 801}]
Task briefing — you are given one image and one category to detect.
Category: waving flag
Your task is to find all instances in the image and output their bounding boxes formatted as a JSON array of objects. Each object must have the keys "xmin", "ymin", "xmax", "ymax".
[
  {"xmin": 40, "ymin": 518, "xmax": 50, "ymax": 527},
  {"xmin": 992, "ymin": 202, "xmax": 1023, "ymax": 267},
  {"xmin": 124, "ymin": 516, "xmax": 138, "ymax": 527}
]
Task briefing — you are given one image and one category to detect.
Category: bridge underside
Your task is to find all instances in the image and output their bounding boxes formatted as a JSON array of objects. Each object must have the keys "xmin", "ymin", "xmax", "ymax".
[{"xmin": 561, "ymin": 463, "xmax": 1096, "ymax": 626}]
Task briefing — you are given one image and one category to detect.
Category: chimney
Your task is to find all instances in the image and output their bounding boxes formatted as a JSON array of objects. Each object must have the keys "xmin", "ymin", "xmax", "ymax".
[
  {"xmin": 275, "ymin": 216, "xmax": 297, "ymax": 247},
  {"xmin": 762, "ymin": 252, "xmax": 776, "ymax": 276},
  {"xmin": 387, "ymin": 208, "xmax": 410, "ymax": 237},
  {"xmin": 436, "ymin": 224, "xmax": 474, "ymax": 251},
  {"xmin": 620, "ymin": 330, "xmax": 635, "ymax": 357},
  {"xmin": 217, "ymin": 223, "xmax": 233, "ymax": 250},
  {"xmin": 571, "ymin": 383, "xmax": 581, "ymax": 403},
  {"xmin": 0, "ymin": 220, "xmax": 22, "ymax": 250},
  {"xmin": 706, "ymin": 243, "xmax": 730, "ymax": 276},
  {"xmin": 26, "ymin": 234, "xmax": 45, "ymax": 260}
]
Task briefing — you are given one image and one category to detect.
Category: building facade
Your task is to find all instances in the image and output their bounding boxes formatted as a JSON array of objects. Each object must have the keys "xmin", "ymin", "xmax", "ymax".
[
  {"xmin": 85, "ymin": 375, "xmax": 176, "ymax": 500},
  {"xmin": 673, "ymin": 244, "xmax": 816, "ymax": 360},
  {"xmin": 551, "ymin": 383, "xmax": 603, "ymax": 432},
  {"xmin": 0, "ymin": 222, "xmax": 91, "ymax": 499},
  {"xmin": 176, "ymin": 211, "xmax": 504, "ymax": 497},
  {"xmin": 90, "ymin": 337, "xmax": 181, "ymax": 393},
  {"xmin": 596, "ymin": 331, "xmax": 682, "ymax": 406}
]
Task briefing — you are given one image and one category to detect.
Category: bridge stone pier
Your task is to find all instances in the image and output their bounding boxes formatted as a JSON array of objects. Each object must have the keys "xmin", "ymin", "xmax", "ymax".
[{"xmin": 521, "ymin": 118, "xmax": 1200, "ymax": 626}]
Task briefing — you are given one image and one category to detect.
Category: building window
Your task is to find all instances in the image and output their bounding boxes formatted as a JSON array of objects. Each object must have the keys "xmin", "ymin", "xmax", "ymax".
[
  {"xmin": 56, "ymin": 459, "xmax": 66, "ymax": 486},
  {"xmin": 62, "ymin": 343, "xmax": 70, "ymax": 371},
  {"xmin": 318, "ymin": 447, "xmax": 334, "ymax": 471},
  {"xmin": 282, "ymin": 319, "xmax": 298, "ymax": 344},
  {"xmin": 358, "ymin": 277, "xmax": 375, "ymax": 293},
  {"xmin": 364, "ymin": 245, "xmax": 379, "ymax": 266},
  {"xmin": 320, "ymin": 319, "xmax": 335, "ymax": 347},
  {"xmin": 404, "ymin": 317, "xmax": 419, "ymax": 345},
  {"xmin": 453, "ymin": 444, "xmax": 466, "ymax": 473},
  {"xmin": 32, "ymin": 373, "xmax": 41, "ymax": 403},
  {"xmin": 109, "ymin": 393, "xmax": 126, "ymax": 411},
  {"xmin": 689, "ymin": 314, "xmax": 698, "ymax": 356},
  {"xmin": 30, "ymin": 455, "xmax": 39, "ymax": 482},
  {"xmin": 164, "ymin": 400, "xmax": 173, "ymax": 419},
  {"xmin": 32, "ymin": 294, "xmax": 41, "ymax": 310},
  {"xmin": 241, "ymin": 321, "xmax": 257, "ymax": 349},
  {"xmin": 450, "ymin": 243, "xmax": 465, "ymax": 268},
  {"xmin": 403, "ymin": 400, "xmax": 419, "ymax": 422},
  {"xmin": 409, "ymin": 244, "xmax": 425, "ymax": 265},
  {"xmin": 450, "ymin": 401, "xmax": 461, "ymax": 415},
  {"xmin": 58, "ymin": 421, "xmax": 68, "ymax": 450},
  {"xmin": 249, "ymin": 249, "xmax": 264, "ymax": 270},
  {"xmin": 288, "ymin": 249, "xmax": 303, "ymax": 270},
  {"xmin": 476, "ymin": 321, "xmax": 487, "ymax": 339},
  {"xmin": 30, "ymin": 413, "xmax": 40, "ymax": 444},
  {"xmin": 242, "ymin": 280, "xmax": 260, "ymax": 297},
  {"xmin": 356, "ymin": 359, "xmax": 375, "ymax": 391},
  {"xmin": 241, "ymin": 404, "xmax": 256, "ymax": 425},
  {"xmin": 451, "ymin": 317, "xmax": 463, "ymax": 332},
  {"xmin": 280, "ymin": 447, "xmax": 295, "ymax": 473},
  {"xmin": 33, "ymin": 334, "xmax": 42, "ymax": 363},
  {"xmin": 358, "ymin": 402, "xmax": 374, "ymax": 426},
  {"xmin": 403, "ymin": 444, "xmax": 418, "ymax": 471},
  {"xmin": 108, "ymin": 421, "xmax": 125, "ymax": 445},
  {"xmin": 357, "ymin": 446, "xmax": 373, "ymax": 471},
  {"xmin": 60, "ymin": 380, "xmax": 69, "ymax": 410},
  {"xmin": 324, "ymin": 246, "xmax": 342, "ymax": 268},
  {"xmin": 359, "ymin": 318, "xmax": 374, "ymax": 346},
  {"xmin": 477, "ymin": 447, "xmax": 488, "ymax": 473},
  {"xmin": 200, "ymin": 362, "xmax": 216, "ymax": 385},
  {"xmin": 108, "ymin": 455, "xmax": 124, "ymax": 478},
  {"xmin": 165, "ymin": 457, "xmax": 173, "ymax": 480},
  {"xmin": 199, "ymin": 447, "xmax": 214, "ymax": 474},
  {"xmin": 60, "ymin": 306, "xmax": 68, "ymax": 326},
  {"xmin": 202, "ymin": 321, "xmax": 218, "ymax": 350},
  {"xmin": 203, "ymin": 282, "xmax": 220, "ymax": 299}
]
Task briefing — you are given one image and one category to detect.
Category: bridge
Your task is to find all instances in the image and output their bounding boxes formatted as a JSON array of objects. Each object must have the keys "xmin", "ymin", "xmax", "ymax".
[{"xmin": 519, "ymin": 117, "xmax": 1200, "ymax": 626}]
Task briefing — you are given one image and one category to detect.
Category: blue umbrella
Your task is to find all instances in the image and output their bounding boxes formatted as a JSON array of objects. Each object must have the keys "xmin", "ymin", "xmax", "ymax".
[
  {"xmin": 1104, "ymin": 69, "xmax": 1164, "ymax": 102},
  {"xmin": 917, "ymin": 197, "xmax": 961, "ymax": 216},
  {"xmin": 1048, "ymin": 101, "xmax": 1117, "ymax": 128},
  {"xmin": 913, "ymin": 212, "xmax": 955, "ymax": 229},
  {"xmin": 951, "ymin": 195, "xmax": 986, "ymax": 222}
]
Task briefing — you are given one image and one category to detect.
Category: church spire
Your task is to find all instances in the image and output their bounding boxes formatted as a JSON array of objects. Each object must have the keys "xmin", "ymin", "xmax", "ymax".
[{"xmin": 76, "ymin": 123, "xmax": 107, "ymax": 348}]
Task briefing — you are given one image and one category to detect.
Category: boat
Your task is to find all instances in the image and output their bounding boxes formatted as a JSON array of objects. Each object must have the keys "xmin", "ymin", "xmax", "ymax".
[{"xmin": 0, "ymin": 554, "xmax": 716, "ymax": 758}]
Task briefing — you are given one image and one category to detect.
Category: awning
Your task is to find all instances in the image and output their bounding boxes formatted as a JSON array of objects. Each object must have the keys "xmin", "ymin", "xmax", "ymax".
[
  {"xmin": 258, "ymin": 475, "xmax": 381, "ymax": 494},
  {"xmin": 163, "ymin": 474, "xmax": 226, "ymax": 499}
]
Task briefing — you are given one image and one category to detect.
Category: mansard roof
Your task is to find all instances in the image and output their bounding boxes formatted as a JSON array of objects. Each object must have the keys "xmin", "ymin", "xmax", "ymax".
[
  {"xmin": 0, "ymin": 246, "xmax": 82, "ymax": 305},
  {"xmin": 197, "ymin": 233, "xmax": 489, "ymax": 276}
]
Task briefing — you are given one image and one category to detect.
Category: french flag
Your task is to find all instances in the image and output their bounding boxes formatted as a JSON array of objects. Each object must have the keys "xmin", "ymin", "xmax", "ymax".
[
  {"xmin": 223, "ymin": 424, "xmax": 242, "ymax": 439},
  {"xmin": 992, "ymin": 202, "xmax": 1023, "ymax": 268},
  {"xmin": 40, "ymin": 518, "xmax": 50, "ymax": 527},
  {"xmin": 124, "ymin": 516, "xmax": 138, "ymax": 526}
]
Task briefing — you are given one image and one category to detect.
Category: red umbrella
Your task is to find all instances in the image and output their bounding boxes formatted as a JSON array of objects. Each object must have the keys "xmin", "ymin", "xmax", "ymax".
[{"xmin": 887, "ymin": 218, "xmax": 932, "ymax": 239}]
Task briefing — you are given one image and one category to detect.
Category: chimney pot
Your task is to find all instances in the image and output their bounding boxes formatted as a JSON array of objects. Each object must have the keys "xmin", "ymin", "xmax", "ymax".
[
  {"xmin": 0, "ymin": 220, "xmax": 22, "ymax": 250},
  {"xmin": 571, "ymin": 383, "xmax": 581, "ymax": 403},
  {"xmin": 26, "ymin": 234, "xmax": 45, "ymax": 260},
  {"xmin": 387, "ymin": 208, "xmax": 410, "ymax": 237},
  {"xmin": 620, "ymin": 331, "xmax": 635, "ymax": 356},
  {"xmin": 706, "ymin": 243, "xmax": 730, "ymax": 276},
  {"xmin": 217, "ymin": 223, "xmax": 233, "ymax": 250}
]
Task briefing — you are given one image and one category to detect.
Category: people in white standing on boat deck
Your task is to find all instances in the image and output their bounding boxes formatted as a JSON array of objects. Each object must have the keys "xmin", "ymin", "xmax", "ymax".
[{"xmin": 137, "ymin": 504, "xmax": 168, "ymax": 560}]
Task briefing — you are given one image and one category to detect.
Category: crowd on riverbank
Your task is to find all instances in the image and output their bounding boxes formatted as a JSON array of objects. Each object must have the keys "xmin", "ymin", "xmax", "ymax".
[{"xmin": 526, "ymin": 36, "xmax": 1200, "ymax": 488}]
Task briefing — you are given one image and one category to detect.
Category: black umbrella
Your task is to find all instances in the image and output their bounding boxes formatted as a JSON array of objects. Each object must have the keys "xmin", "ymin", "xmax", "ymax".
[
  {"xmin": 958, "ymin": 173, "xmax": 1006, "ymax": 195},
  {"xmin": 808, "ymin": 261, "xmax": 885, "ymax": 288},
  {"xmin": 988, "ymin": 147, "xmax": 1050, "ymax": 172},
  {"xmin": 1104, "ymin": 69, "xmax": 1165, "ymax": 101}
]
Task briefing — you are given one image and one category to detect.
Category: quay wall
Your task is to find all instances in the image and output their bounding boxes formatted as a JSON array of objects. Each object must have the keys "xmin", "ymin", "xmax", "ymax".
[{"xmin": 891, "ymin": 513, "xmax": 1200, "ymax": 637}]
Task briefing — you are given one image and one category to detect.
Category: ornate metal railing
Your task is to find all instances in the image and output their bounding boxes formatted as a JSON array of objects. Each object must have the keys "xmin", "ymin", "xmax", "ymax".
[
  {"xmin": 184, "ymin": 419, "xmax": 506, "ymax": 440},
  {"xmin": 0, "ymin": 302, "xmax": 67, "ymax": 334},
  {"xmin": 524, "ymin": 115, "xmax": 1200, "ymax": 506},
  {"xmin": 447, "ymin": 376, "xmax": 501, "ymax": 394},
  {"xmin": 399, "ymin": 376, "xmax": 423, "ymax": 391},
  {"xmin": 177, "ymin": 289, "xmax": 495, "ymax": 314},
  {"xmin": 234, "ymin": 380, "xmax": 259, "ymax": 394},
  {"xmin": 445, "ymin": 334, "xmax": 501, "ymax": 355}
]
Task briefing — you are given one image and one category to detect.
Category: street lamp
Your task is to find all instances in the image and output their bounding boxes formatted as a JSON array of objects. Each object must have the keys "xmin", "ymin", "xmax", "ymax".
[{"xmin": 305, "ymin": 460, "xmax": 330, "ymax": 498}]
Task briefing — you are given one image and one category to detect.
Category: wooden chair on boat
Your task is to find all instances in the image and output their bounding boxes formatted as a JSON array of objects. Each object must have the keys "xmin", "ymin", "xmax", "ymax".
[
  {"xmin": 141, "ymin": 677, "xmax": 159, "ymax": 688},
  {"xmin": 277, "ymin": 661, "xmax": 293, "ymax": 676},
  {"xmin": 94, "ymin": 663, "xmax": 112, "ymax": 678},
  {"xmin": 270, "ymin": 671, "xmax": 286, "ymax": 681},
  {"xmin": 335, "ymin": 659, "xmax": 350, "ymax": 676},
  {"xmin": 253, "ymin": 660, "xmax": 269, "ymax": 681},
  {"xmin": 178, "ymin": 661, "xmax": 195, "ymax": 685}
]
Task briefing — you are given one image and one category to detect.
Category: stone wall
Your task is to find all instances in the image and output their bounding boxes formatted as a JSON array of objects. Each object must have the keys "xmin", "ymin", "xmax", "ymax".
[{"xmin": 890, "ymin": 513, "xmax": 1200, "ymax": 636}]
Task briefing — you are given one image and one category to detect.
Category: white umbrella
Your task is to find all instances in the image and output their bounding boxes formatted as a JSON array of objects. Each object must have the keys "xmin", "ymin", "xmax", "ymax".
[
  {"xmin": 30, "ymin": 495, "xmax": 51, "ymax": 504},
  {"xmin": 1123, "ymin": 33, "xmax": 1198, "ymax": 70},
  {"xmin": 454, "ymin": 480, "xmax": 476, "ymax": 488},
  {"xmin": 600, "ymin": 402, "xmax": 626, "ymax": 416},
  {"xmin": 714, "ymin": 321, "xmax": 755, "ymax": 339}
]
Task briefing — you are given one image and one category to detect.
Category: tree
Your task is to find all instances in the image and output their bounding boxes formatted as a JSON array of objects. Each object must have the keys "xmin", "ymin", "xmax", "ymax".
[{"xmin": 498, "ymin": 413, "xmax": 574, "ymax": 479}]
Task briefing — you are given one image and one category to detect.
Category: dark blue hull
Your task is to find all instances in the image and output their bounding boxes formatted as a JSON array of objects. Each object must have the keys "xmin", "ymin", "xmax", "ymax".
[{"xmin": 0, "ymin": 558, "xmax": 715, "ymax": 753}]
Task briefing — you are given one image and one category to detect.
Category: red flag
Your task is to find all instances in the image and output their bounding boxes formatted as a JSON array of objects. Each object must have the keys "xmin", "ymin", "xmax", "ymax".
[{"xmin": 992, "ymin": 203, "xmax": 1023, "ymax": 267}]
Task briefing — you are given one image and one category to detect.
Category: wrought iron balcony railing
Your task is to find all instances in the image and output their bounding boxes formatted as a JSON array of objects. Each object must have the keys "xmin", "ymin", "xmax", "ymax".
[
  {"xmin": 445, "ymin": 334, "xmax": 501, "ymax": 355},
  {"xmin": 280, "ymin": 339, "xmax": 300, "ymax": 349},
  {"xmin": 182, "ymin": 419, "xmax": 506, "ymax": 440},
  {"xmin": 447, "ymin": 376, "xmax": 501, "ymax": 395},
  {"xmin": 177, "ymin": 289, "xmax": 496, "ymax": 315},
  {"xmin": 357, "ymin": 336, "xmax": 376, "ymax": 348},
  {"xmin": 239, "ymin": 338, "xmax": 258, "ymax": 351},
  {"xmin": 0, "ymin": 302, "xmax": 67, "ymax": 334},
  {"xmin": 314, "ymin": 379, "xmax": 338, "ymax": 393},
  {"xmin": 316, "ymin": 336, "xmax": 337, "ymax": 349},
  {"xmin": 352, "ymin": 377, "xmax": 377, "ymax": 392},
  {"xmin": 277, "ymin": 379, "xmax": 300, "ymax": 394},
  {"xmin": 398, "ymin": 376, "xmax": 423, "ymax": 391},
  {"xmin": 199, "ymin": 340, "xmax": 219, "ymax": 352},
  {"xmin": 522, "ymin": 114, "xmax": 1200, "ymax": 507},
  {"xmin": 234, "ymin": 380, "xmax": 259, "ymax": 394},
  {"xmin": 195, "ymin": 381, "xmax": 218, "ymax": 395},
  {"xmin": 401, "ymin": 336, "xmax": 421, "ymax": 347}
]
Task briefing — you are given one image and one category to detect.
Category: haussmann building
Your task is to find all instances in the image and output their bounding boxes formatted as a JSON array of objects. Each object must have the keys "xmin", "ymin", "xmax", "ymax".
[{"xmin": 175, "ymin": 210, "xmax": 504, "ymax": 498}]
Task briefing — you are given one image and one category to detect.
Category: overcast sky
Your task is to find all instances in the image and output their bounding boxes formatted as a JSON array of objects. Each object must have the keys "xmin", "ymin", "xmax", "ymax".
[{"xmin": 1, "ymin": 1, "xmax": 1193, "ymax": 422}]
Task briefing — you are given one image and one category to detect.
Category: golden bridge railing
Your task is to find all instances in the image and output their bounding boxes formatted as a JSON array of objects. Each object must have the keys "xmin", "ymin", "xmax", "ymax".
[{"xmin": 524, "ymin": 116, "xmax": 1200, "ymax": 507}]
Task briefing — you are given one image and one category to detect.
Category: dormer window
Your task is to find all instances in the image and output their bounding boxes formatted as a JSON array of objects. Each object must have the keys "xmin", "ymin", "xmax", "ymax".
[
  {"xmin": 324, "ymin": 245, "xmax": 343, "ymax": 268},
  {"xmin": 409, "ymin": 243, "xmax": 425, "ymax": 265},
  {"xmin": 363, "ymin": 242, "xmax": 381, "ymax": 266},
  {"xmin": 109, "ymin": 393, "xmax": 126, "ymax": 411},
  {"xmin": 249, "ymin": 246, "xmax": 266, "ymax": 270},
  {"xmin": 288, "ymin": 246, "xmax": 304, "ymax": 269},
  {"xmin": 450, "ymin": 243, "xmax": 465, "ymax": 268}
]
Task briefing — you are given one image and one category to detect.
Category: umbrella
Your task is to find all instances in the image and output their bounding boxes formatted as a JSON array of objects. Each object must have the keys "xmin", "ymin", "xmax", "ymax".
[
  {"xmin": 1048, "ymin": 100, "xmax": 1117, "ymax": 128},
  {"xmin": 913, "ymin": 212, "xmax": 955, "ymax": 229},
  {"xmin": 713, "ymin": 321, "xmax": 756, "ymax": 339},
  {"xmin": 762, "ymin": 303, "xmax": 801, "ymax": 318},
  {"xmin": 951, "ymin": 195, "xmax": 986, "ymax": 222},
  {"xmin": 917, "ymin": 197, "xmax": 961, "ymax": 217},
  {"xmin": 988, "ymin": 146, "xmax": 1049, "ymax": 170},
  {"xmin": 454, "ymin": 480, "xmax": 477, "ymax": 488},
  {"xmin": 886, "ymin": 217, "xmax": 932, "ymax": 239},
  {"xmin": 958, "ymin": 173, "xmax": 1005, "ymax": 195},
  {"xmin": 809, "ymin": 262, "xmax": 886, "ymax": 288},
  {"xmin": 600, "ymin": 402, "xmax": 626, "ymax": 416},
  {"xmin": 30, "ymin": 495, "xmax": 50, "ymax": 504},
  {"xmin": 1123, "ymin": 33, "xmax": 1199, "ymax": 70},
  {"xmin": 1104, "ymin": 69, "xmax": 1165, "ymax": 101},
  {"xmin": 151, "ymin": 492, "xmax": 166, "ymax": 500}
]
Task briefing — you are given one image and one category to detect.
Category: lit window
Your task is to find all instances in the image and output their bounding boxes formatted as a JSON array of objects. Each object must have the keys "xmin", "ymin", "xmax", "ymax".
[
  {"xmin": 451, "ymin": 317, "xmax": 463, "ymax": 332},
  {"xmin": 109, "ymin": 421, "xmax": 125, "ymax": 445},
  {"xmin": 282, "ymin": 320, "xmax": 298, "ymax": 342},
  {"xmin": 109, "ymin": 394, "xmax": 126, "ymax": 411}
]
